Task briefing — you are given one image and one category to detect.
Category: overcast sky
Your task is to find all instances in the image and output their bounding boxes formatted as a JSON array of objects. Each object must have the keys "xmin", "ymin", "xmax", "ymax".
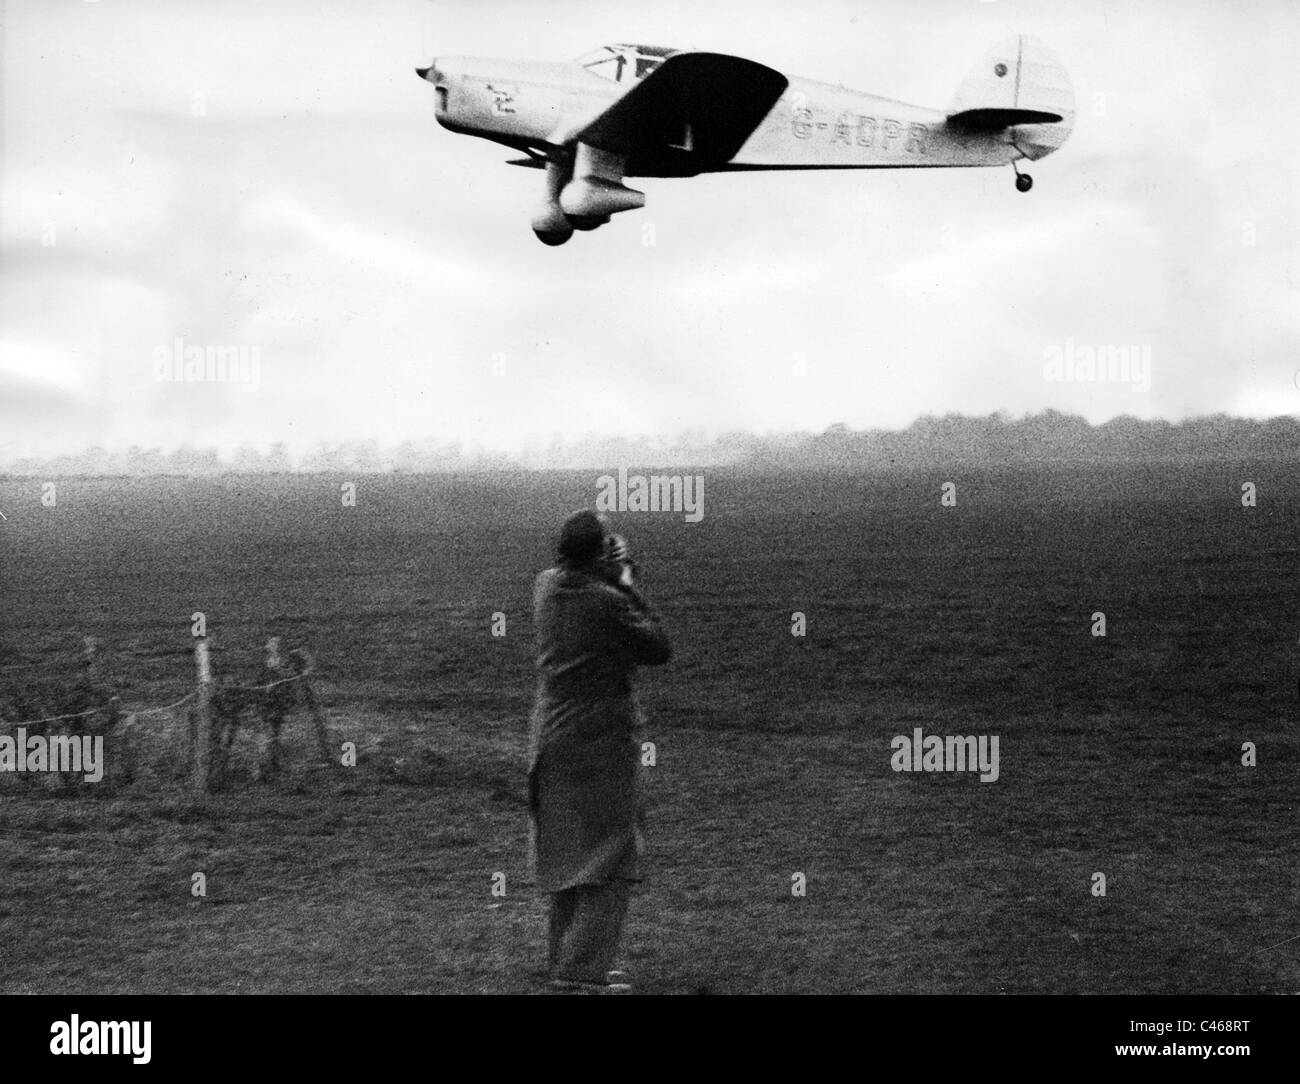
[{"xmin": 1, "ymin": 0, "xmax": 1297, "ymax": 460}]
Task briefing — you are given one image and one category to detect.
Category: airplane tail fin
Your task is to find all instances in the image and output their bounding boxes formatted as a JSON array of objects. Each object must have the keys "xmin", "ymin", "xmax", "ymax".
[{"xmin": 947, "ymin": 35, "xmax": 1075, "ymax": 160}]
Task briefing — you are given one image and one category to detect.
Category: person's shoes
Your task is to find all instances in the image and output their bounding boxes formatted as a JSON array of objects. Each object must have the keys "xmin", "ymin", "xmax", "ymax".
[{"xmin": 548, "ymin": 976, "xmax": 633, "ymax": 995}]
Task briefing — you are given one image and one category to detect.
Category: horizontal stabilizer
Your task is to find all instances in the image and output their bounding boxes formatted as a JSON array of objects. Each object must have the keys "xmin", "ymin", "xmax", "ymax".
[
  {"xmin": 948, "ymin": 35, "xmax": 1075, "ymax": 160},
  {"xmin": 947, "ymin": 107, "xmax": 1064, "ymax": 129}
]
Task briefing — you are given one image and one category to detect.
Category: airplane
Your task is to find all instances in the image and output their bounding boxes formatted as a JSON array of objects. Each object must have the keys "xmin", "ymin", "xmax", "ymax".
[{"xmin": 415, "ymin": 36, "xmax": 1074, "ymax": 245}]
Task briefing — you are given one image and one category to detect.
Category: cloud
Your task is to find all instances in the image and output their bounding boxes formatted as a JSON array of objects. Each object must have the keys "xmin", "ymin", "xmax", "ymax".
[{"xmin": 2, "ymin": 0, "xmax": 1296, "ymax": 458}]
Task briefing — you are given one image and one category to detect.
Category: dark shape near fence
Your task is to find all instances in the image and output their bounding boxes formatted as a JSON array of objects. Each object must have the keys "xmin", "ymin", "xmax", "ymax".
[
  {"xmin": 1, "ymin": 634, "xmax": 335, "ymax": 796},
  {"xmin": 192, "ymin": 636, "xmax": 337, "ymax": 797}
]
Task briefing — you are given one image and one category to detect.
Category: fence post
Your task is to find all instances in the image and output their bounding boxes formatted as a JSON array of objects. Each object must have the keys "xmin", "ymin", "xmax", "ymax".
[
  {"xmin": 82, "ymin": 635, "xmax": 100, "ymax": 681},
  {"xmin": 192, "ymin": 637, "xmax": 213, "ymax": 798},
  {"xmin": 116, "ymin": 705, "xmax": 136, "ymax": 788}
]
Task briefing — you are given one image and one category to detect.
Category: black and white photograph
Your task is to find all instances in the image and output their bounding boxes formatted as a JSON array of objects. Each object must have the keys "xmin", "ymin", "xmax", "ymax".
[{"xmin": 0, "ymin": 0, "xmax": 1295, "ymax": 1063}]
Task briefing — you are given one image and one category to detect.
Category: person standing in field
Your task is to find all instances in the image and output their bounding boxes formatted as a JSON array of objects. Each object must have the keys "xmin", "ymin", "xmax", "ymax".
[{"xmin": 527, "ymin": 510, "xmax": 671, "ymax": 994}]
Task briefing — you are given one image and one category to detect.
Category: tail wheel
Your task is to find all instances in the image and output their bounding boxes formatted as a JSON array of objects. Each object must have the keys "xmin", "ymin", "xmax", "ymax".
[{"xmin": 1015, "ymin": 172, "xmax": 1034, "ymax": 193}]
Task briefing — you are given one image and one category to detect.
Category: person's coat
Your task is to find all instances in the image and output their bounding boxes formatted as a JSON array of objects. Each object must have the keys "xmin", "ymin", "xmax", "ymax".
[{"xmin": 527, "ymin": 561, "xmax": 671, "ymax": 893}]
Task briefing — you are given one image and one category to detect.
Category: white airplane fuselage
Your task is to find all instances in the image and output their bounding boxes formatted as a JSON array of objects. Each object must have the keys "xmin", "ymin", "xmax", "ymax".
[{"xmin": 428, "ymin": 57, "xmax": 1039, "ymax": 173}]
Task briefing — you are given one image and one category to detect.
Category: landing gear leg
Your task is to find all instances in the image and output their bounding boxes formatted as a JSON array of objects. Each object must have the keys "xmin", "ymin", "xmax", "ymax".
[
  {"xmin": 532, "ymin": 159, "xmax": 575, "ymax": 246},
  {"xmin": 1013, "ymin": 163, "xmax": 1033, "ymax": 193}
]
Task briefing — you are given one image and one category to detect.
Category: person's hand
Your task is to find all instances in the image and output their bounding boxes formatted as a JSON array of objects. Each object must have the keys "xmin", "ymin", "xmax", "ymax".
[
  {"xmin": 605, "ymin": 533, "xmax": 630, "ymax": 563},
  {"xmin": 604, "ymin": 533, "xmax": 637, "ymax": 590}
]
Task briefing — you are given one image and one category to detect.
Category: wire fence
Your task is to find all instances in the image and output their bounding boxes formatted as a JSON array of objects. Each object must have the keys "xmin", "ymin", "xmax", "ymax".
[{"xmin": 0, "ymin": 638, "xmax": 333, "ymax": 794}]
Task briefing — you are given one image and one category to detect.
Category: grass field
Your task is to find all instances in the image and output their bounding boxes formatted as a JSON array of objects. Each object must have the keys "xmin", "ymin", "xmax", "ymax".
[{"xmin": 0, "ymin": 464, "xmax": 1297, "ymax": 994}]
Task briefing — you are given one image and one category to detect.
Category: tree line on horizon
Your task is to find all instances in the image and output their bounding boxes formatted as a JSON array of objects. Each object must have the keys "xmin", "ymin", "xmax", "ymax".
[{"xmin": 2, "ymin": 411, "xmax": 1297, "ymax": 477}]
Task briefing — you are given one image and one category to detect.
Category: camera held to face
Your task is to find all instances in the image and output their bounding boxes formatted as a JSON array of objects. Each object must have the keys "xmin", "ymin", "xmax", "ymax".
[{"xmin": 604, "ymin": 533, "xmax": 636, "ymax": 588}]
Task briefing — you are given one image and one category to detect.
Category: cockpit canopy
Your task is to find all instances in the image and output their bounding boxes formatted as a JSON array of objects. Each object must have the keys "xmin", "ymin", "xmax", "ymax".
[{"xmin": 577, "ymin": 44, "xmax": 676, "ymax": 83}]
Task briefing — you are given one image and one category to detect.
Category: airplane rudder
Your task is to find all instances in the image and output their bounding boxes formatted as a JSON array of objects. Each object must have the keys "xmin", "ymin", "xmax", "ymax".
[
  {"xmin": 1013, "ymin": 34, "xmax": 1075, "ymax": 158},
  {"xmin": 949, "ymin": 34, "xmax": 1075, "ymax": 158}
]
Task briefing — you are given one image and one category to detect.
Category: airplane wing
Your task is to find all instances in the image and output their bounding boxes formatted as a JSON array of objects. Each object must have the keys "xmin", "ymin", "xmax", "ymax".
[{"xmin": 573, "ymin": 52, "xmax": 789, "ymax": 170}]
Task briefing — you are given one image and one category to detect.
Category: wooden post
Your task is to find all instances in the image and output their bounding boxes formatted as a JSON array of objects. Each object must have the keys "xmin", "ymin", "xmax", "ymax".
[
  {"xmin": 116, "ymin": 706, "xmax": 136, "ymax": 788},
  {"xmin": 82, "ymin": 635, "xmax": 105, "ymax": 698},
  {"xmin": 104, "ymin": 695, "xmax": 121, "ymax": 786},
  {"xmin": 292, "ymin": 648, "xmax": 334, "ymax": 767},
  {"xmin": 192, "ymin": 637, "xmax": 213, "ymax": 798}
]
